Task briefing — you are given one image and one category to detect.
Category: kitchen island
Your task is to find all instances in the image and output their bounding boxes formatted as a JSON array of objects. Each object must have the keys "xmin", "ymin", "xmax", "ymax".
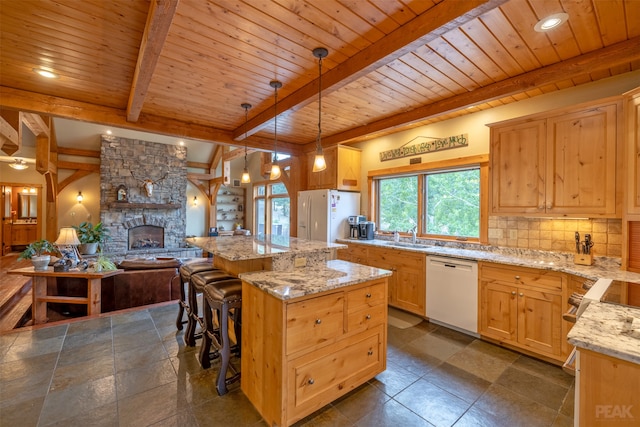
[
  {"xmin": 239, "ymin": 260, "xmax": 391, "ymax": 427},
  {"xmin": 186, "ymin": 234, "xmax": 346, "ymax": 275}
]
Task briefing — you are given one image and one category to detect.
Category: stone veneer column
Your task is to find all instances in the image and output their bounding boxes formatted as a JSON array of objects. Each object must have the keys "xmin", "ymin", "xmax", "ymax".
[{"xmin": 99, "ymin": 135, "xmax": 188, "ymax": 253}]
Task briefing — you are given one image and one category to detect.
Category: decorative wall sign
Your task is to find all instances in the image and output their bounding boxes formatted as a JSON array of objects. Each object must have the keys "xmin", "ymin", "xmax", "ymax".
[{"xmin": 379, "ymin": 134, "xmax": 468, "ymax": 161}]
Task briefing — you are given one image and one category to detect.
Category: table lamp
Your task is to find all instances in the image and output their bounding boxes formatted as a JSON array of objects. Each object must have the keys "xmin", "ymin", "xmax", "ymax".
[{"xmin": 55, "ymin": 227, "xmax": 81, "ymax": 267}]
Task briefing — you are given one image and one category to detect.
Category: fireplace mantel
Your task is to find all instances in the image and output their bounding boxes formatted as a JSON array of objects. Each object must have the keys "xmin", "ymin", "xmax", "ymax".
[{"xmin": 106, "ymin": 202, "xmax": 181, "ymax": 210}]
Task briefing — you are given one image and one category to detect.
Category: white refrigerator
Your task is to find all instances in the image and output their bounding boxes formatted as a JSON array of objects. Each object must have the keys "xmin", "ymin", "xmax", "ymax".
[{"xmin": 297, "ymin": 189, "xmax": 360, "ymax": 243}]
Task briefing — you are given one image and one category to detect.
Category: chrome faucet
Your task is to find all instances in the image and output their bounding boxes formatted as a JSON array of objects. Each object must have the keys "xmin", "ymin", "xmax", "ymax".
[{"xmin": 409, "ymin": 225, "xmax": 417, "ymax": 244}]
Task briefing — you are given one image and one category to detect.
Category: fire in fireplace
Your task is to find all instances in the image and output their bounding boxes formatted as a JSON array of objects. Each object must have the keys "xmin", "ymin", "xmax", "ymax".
[{"xmin": 128, "ymin": 225, "xmax": 164, "ymax": 250}]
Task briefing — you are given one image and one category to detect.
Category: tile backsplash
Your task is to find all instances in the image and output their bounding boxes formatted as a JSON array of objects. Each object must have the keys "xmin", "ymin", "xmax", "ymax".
[{"xmin": 488, "ymin": 216, "xmax": 622, "ymax": 258}]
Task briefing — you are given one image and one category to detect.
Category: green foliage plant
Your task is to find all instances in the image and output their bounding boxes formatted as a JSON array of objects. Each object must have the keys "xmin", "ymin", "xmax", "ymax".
[
  {"xmin": 18, "ymin": 239, "xmax": 56, "ymax": 260},
  {"xmin": 73, "ymin": 222, "xmax": 110, "ymax": 245}
]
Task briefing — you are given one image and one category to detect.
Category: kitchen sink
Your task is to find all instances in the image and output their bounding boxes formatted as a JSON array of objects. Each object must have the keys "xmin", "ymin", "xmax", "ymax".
[{"xmin": 380, "ymin": 241, "xmax": 430, "ymax": 249}]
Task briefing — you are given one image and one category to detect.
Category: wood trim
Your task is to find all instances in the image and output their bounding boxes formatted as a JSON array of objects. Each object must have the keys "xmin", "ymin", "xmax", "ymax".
[
  {"xmin": 58, "ymin": 147, "xmax": 100, "ymax": 158},
  {"xmin": 368, "ymin": 154, "xmax": 489, "ymax": 177},
  {"xmin": 58, "ymin": 170, "xmax": 93, "ymax": 194}
]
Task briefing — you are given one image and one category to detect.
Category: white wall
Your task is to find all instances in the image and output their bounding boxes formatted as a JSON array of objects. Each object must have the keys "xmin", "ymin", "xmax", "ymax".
[{"xmin": 354, "ymin": 70, "xmax": 640, "ymax": 216}]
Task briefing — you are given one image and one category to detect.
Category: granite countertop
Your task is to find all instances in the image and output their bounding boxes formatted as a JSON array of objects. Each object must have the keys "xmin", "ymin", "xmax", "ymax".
[
  {"xmin": 239, "ymin": 259, "xmax": 392, "ymax": 301},
  {"xmin": 337, "ymin": 238, "xmax": 640, "ymax": 284},
  {"xmin": 567, "ymin": 302, "xmax": 640, "ymax": 364},
  {"xmin": 187, "ymin": 234, "xmax": 346, "ymax": 261}
]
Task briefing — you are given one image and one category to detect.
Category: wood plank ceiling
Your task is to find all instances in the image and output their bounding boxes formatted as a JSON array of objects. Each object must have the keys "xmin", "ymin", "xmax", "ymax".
[{"xmin": 1, "ymin": 0, "xmax": 639, "ymax": 157}]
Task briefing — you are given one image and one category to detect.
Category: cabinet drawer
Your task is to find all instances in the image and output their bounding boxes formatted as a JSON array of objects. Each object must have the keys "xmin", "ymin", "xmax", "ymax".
[
  {"xmin": 286, "ymin": 293, "xmax": 344, "ymax": 355},
  {"xmin": 347, "ymin": 303, "xmax": 386, "ymax": 332},
  {"xmin": 481, "ymin": 264, "xmax": 563, "ymax": 291},
  {"xmin": 347, "ymin": 281, "xmax": 385, "ymax": 312},
  {"xmin": 289, "ymin": 327, "xmax": 383, "ymax": 417}
]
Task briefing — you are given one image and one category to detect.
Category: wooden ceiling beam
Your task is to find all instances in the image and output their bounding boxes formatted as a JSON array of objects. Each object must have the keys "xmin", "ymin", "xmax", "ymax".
[
  {"xmin": 58, "ymin": 147, "xmax": 100, "ymax": 158},
  {"xmin": 223, "ymin": 147, "xmax": 257, "ymax": 162},
  {"xmin": 127, "ymin": 0, "xmax": 179, "ymax": 122},
  {"xmin": 21, "ymin": 112, "xmax": 50, "ymax": 137},
  {"xmin": 0, "ymin": 86, "xmax": 304, "ymax": 156},
  {"xmin": 232, "ymin": 0, "xmax": 507, "ymax": 141},
  {"xmin": 57, "ymin": 161, "xmax": 100, "ymax": 171},
  {"xmin": 313, "ymin": 36, "xmax": 640, "ymax": 148}
]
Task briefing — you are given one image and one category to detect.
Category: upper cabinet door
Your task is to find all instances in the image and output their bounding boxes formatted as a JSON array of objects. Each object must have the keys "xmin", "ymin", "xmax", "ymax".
[
  {"xmin": 490, "ymin": 120, "xmax": 546, "ymax": 214},
  {"xmin": 626, "ymin": 88, "xmax": 640, "ymax": 215},
  {"xmin": 546, "ymin": 103, "xmax": 619, "ymax": 216}
]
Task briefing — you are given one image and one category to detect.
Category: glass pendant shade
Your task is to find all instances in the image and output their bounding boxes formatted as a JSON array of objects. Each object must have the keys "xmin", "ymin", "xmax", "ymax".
[
  {"xmin": 312, "ymin": 47, "xmax": 328, "ymax": 173},
  {"xmin": 241, "ymin": 168, "xmax": 251, "ymax": 183},
  {"xmin": 269, "ymin": 163, "xmax": 281, "ymax": 180},
  {"xmin": 240, "ymin": 103, "xmax": 252, "ymax": 183}
]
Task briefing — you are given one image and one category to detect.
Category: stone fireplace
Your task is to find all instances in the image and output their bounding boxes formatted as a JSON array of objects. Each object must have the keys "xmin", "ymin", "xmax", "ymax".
[{"xmin": 99, "ymin": 135, "xmax": 201, "ymax": 261}]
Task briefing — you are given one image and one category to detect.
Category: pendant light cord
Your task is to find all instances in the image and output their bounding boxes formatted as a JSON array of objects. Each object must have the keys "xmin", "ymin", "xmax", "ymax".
[{"xmin": 316, "ymin": 54, "xmax": 322, "ymax": 147}]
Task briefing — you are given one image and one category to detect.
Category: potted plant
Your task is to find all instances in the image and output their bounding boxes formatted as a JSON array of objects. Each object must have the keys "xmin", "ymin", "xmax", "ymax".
[
  {"xmin": 73, "ymin": 222, "xmax": 110, "ymax": 255},
  {"xmin": 18, "ymin": 239, "xmax": 56, "ymax": 271},
  {"xmin": 92, "ymin": 254, "xmax": 117, "ymax": 272}
]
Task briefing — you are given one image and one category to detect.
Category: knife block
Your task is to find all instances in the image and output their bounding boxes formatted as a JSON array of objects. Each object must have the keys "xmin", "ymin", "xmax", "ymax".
[{"xmin": 574, "ymin": 251, "xmax": 594, "ymax": 266}]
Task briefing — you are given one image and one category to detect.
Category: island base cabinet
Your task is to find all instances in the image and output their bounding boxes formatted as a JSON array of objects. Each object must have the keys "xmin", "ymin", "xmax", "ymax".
[
  {"xmin": 241, "ymin": 278, "xmax": 387, "ymax": 427},
  {"xmin": 577, "ymin": 349, "xmax": 640, "ymax": 426}
]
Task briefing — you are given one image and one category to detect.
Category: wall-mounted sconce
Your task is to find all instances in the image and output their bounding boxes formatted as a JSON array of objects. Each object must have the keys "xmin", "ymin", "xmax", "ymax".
[
  {"xmin": 193, "ymin": 196, "xmax": 198, "ymax": 206},
  {"xmin": 77, "ymin": 191, "xmax": 83, "ymax": 204}
]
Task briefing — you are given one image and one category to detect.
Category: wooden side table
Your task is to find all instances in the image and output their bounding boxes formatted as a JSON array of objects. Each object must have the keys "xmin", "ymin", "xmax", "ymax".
[{"xmin": 7, "ymin": 267, "xmax": 122, "ymax": 324}]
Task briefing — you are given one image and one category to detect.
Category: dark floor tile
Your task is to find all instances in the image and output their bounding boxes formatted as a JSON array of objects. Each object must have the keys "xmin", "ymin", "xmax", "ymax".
[
  {"xmin": 0, "ymin": 335, "xmax": 65, "ymax": 363},
  {"xmin": 110, "ymin": 309, "xmax": 152, "ymax": 326},
  {"xmin": 552, "ymin": 413, "xmax": 573, "ymax": 427},
  {"xmin": 65, "ymin": 316, "xmax": 112, "ymax": 335},
  {"xmin": 452, "ymin": 405, "xmax": 509, "ymax": 426},
  {"xmin": 495, "ymin": 366, "xmax": 569, "ymax": 411},
  {"xmin": 396, "ymin": 378, "xmax": 471, "ymax": 427},
  {"xmin": 512, "ymin": 355, "xmax": 575, "ymax": 388},
  {"xmin": 56, "ymin": 339, "xmax": 113, "ymax": 367},
  {"xmin": 292, "ymin": 404, "xmax": 353, "ymax": 427},
  {"xmin": 114, "ymin": 341, "xmax": 169, "ymax": 372},
  {"xmin": 422, "ymin": 362, "xmax": 491, "ymax": 403},
  {"xmin": 445, "ymin": 341, "xmax": 517, "ymax": 382},
  {"xmin": 386, "ymin": 321, "xmax": 436, "ymax": 349},
  {"xmin": 115, "ymin": 358, "xmax": 177, "ymax": 399},
  {"xmin": 0, "ymin": 369, "xmax": 53, "ymax": 408},
  {"xmin": 179, "ymin": 366, "xmax": 223, "ymax": 406},
  {"xmin": 0, "ymin": 334, "xmax": 17, "ymax": 356},
  {"xmin": 406, "ymin": 331, "xmax": 467, "ymax": 361},
  {"xmin": 355, "ymin": 398, "xmax": 432, "ymax": 426},
  {"xmin": 12, "ymin": 324, "xmax": 68, "ymax": 345},
  {"xmin": 332, "ymin": 382, "xmax": 391, "ymax": 423},
  {"xmin": 39, "ymin": 375, "xmax": 116, "ymax": 425},
  {"xmin": 118, "ymin": 381, "xmax": 190, "ymax": 426},
  {"xmin": 190, "ymin": 388, "xmax": 262, "ymax": 426},
  {"xmin": 0, "ymin": 395, "xmax": 45, "ymax": 426},
  {"xmin": 111, "ymin": 317, "xmax": 157, "ymax": 337},
  {"xmin": 41, "ymin": 401, "xmax": 118, "ymax": 427},
  {"xmin": 60, "ymin": 327, "xmax": 112, "ymax": 351},
  {"xmin": 389, "ymin": 342, "xmax": 442, "ymax": 377},
  {"xmin": 49, "ymin": 354, "xmax": 114, "ymax": 392},
  {"xmin": 0, "ymin": 351, "xmax": 58, "ymax": 382},
  {"xmin": 148, "ymin": 408, "xmax": 199, "ymax": 427},
  {"xmin": 559, "ymin": 383, "xmax": 575, "ymax": 418},
  {"xmin": 430, "ymin": 325, "xmax": 476, "ymax": 347},
  {"xmin": 370, "ymin": 359, "xmax": 420, "ymax": 397},
  {"xmin": 112, "ymin": 329, "xmax": 162, "ymax": 352},
  {"xmin": 170, "ymin": 350, "xmax": 207, "ymax": 377},
  {"xmin": 473, "ymin": 383, "xmax": 558, "ymax": 427}
]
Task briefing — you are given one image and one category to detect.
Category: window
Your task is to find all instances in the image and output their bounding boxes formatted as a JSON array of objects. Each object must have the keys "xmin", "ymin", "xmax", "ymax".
[
  {"xmin": 254, "ymin": 182, "xmax": 290, "ymax": 236},
  {"xmin": 375, "ymin": 165, "xmax": 481, "ymax": 240}
]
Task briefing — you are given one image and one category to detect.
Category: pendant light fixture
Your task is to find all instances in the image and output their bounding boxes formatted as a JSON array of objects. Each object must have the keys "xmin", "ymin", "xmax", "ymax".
[
  {"xmin": 269, "ymin": 80, "xmax": 282, "ymax": 180},
  {"xmin": 312, "ymin": 47, "xmax": 328, "ymax": 172},
  {"xmin": 240, "ymin": 102, "xmax": 252, "ymax": 184}
]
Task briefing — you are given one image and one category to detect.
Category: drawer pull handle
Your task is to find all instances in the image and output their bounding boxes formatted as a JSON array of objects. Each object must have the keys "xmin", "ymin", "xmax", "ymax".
[
  {"xmin": 519, "ymin": 292, "xmax": 524, "ymax": 297},
  {"xmin": 366, "ymin": 293, "xmax": 372, "ymax": 298},
  {"xmin": 315, "ymin": 319, "xmax": 322, "ymax": 325},
  {"xmin": 308, "ymin": 378, "xmax": 315, "ymax": 385},
  {"xmin": 367, "ymin": 349, "xmax": 373, "ymax": 356},
  {"xmin": 514, "ymin": 275, "xmax": 520, "ymax": 280},
  {"xmin": 511, "ymin": 291, "xmax": 516, "ymax": 296},
  {"xmin": 366, "ymin": 314, "xmax": 371, "ymax": 320}
]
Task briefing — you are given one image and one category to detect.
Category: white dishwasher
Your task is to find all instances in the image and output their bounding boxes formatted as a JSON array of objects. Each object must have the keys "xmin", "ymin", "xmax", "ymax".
[{"xmin": 426, "ymin": 255, "xmax": 479, "ymax": 336}]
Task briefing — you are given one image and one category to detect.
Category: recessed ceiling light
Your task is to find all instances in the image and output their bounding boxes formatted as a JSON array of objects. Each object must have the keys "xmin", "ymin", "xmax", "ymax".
[
  {"xmin": 106, "ymin": 130, "xmax": 112, "ymax": 135},
  {"xmin": 534, "ymin": 13, "xmax": 569, "ymax": 32},
  {"xmin": 178, "ymin": 140, "xmax": 184, "ymax": 146},
  {"xmin": 33, "ymin": 68, "xmax": 58, "ymax": 78}
]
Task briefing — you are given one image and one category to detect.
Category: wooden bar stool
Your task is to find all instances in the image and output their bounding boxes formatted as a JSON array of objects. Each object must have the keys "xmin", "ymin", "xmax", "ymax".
[
  {"xmin": 185, "ymin": 270, "xmax": 236, "ymax": 346},
  {"xmin": 198, "ymin": 278, "xmax": 242, "ymax": 395},
  {"xmin": 176, "ymin": 261, "xmax": 218, "ymax": 330}
]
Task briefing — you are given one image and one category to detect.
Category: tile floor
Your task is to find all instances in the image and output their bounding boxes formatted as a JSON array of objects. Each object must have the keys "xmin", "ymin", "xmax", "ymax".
[{"xmin": 0, "ymin": 303, "xmax": 574, "ymax": 426}]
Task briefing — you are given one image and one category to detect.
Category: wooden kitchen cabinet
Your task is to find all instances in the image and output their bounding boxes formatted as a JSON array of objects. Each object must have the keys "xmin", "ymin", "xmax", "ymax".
[
  {"xmin": 489, "ymin": 99, "xmax": 622, "ymax": 217},
  {"xmin": 307, "ymin": 145, "xmax": 361, "ymax": 191},
  {"xmin": 11, "ymin": 224, "xmax": 37, "ymax": 245},
  {"xmin": 479, "ymin": 262, "xmax": 566, "ymax": 362},
  {"xmin": 242, "ymin": 278, "xmax": 387, "ymax": 427},
  {"xmin": 625, "ymin": 87, "xmax": 640, "ymax": 215},
  {"xmin": 340, "ymin": 243, "xmax": 426, "ymax": 316}
]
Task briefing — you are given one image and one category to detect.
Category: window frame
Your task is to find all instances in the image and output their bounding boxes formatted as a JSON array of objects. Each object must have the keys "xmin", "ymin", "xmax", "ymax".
[
  {"xmin": 253, "ymin": 180, "xmax": 290, "ymax": 236},
  {"xmin": 368, "ymin": 155, "xmax": 489, "ymax": 244}
]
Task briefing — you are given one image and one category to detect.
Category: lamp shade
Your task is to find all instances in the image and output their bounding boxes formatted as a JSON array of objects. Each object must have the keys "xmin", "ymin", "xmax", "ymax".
[{"xmin": 55, "ymin": 227, "xmax": 81, "ymax": 246}]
